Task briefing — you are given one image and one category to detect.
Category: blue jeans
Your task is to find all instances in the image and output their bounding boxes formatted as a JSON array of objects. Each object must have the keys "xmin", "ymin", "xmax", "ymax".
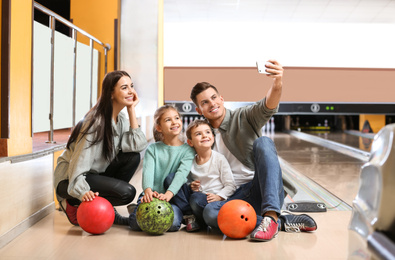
[
  {"xmin": 129, "ymin": 193, "xmax": 183, "ymax": 232},
  {"xmin": 164, "ymin": 173, "xmax": 193, "ymax": 214},
  {"xmin": 189, "ymin": 192, "xmax": 209, "ymax": 225},
  {"xmin": 201, "ymin": 136, "xmax": 285, "ymax": 229}
]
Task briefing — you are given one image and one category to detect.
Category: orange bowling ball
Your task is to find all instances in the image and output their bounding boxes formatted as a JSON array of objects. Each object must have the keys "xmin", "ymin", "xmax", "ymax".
[{"xmin": 217, "ymin": 200, "xmax": 257, "ymax": 239}]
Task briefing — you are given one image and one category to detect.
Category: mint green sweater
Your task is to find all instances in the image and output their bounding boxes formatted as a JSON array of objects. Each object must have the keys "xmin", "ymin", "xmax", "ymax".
[{"xmin": 142, "ymin": 142, "xmax": 195, "ymax": 195}]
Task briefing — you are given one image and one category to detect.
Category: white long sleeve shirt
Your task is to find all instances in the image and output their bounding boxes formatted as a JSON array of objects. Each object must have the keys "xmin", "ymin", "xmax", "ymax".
[{"xmin": 189, "ymin": 150, "xmax": 236, "ymax": 200}]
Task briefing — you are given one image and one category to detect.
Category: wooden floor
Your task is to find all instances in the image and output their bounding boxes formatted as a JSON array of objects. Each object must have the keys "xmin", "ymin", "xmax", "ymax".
[
  {"xmin": 0, "ymin": 210, "xmax": 351, "ymax": 259},
  {"xmin": 0, "ymin": 132, "xmax": 365, "ymax": 260}
]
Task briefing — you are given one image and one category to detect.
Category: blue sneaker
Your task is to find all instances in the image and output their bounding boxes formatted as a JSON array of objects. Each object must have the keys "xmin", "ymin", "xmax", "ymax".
[{"xmin": 280, "ymin": 211, "xmax": 317, "ymax": 232}]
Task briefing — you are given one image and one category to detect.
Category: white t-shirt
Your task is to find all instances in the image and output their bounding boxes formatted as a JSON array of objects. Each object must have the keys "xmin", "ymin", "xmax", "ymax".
[
  {"xmin": 189, "ymin": 150, "xmax": 236, "ymax": 200},
  {"xmin": 213, "ymin": 128, "xmax": 255, "ymax": 188}
]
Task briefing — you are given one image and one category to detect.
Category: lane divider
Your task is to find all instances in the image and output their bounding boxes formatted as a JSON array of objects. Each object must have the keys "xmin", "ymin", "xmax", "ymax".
[{"xmin": 288, "ymin": 130, "xmax": 370, "ymax": 162}]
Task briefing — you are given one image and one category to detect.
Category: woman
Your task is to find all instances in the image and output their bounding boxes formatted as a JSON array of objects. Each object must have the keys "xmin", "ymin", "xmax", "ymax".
[{"xmin": 54, "ymin": 70, "xmax": 148, "ymax": 226}]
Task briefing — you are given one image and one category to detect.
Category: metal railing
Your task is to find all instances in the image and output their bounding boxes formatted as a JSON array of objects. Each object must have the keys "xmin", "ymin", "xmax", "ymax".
[{"xmin": 33, "ymin": 1, "xmax": 111, "ymax": 143}]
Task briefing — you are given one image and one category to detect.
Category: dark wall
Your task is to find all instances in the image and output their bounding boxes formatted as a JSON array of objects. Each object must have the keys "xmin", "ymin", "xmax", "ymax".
[{"xmin": 34, "ymin": 0, "xmax": 70, "ymax": 36}]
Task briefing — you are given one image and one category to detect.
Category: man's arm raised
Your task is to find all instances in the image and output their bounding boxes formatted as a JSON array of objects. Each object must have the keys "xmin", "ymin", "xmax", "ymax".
[{"xmin": 264, "ymin": 59, "xmax": 284, "ymax": 110}]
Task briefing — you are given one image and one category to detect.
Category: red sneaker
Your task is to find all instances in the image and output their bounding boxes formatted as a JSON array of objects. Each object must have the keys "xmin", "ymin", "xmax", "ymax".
[
  {"xmin": 249, "ymin": 216, "xmax": 279, "ymax": 242},
  {"xmin": 59, "ymin": 200, "xmax": 79, "ymax": 226},
  {"xmin": 183, "ymin": 215, "xmax": 200, "ymax": 232}
]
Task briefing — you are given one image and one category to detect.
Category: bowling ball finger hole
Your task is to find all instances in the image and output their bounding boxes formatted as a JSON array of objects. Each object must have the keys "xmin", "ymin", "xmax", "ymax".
[{"xmin": 240, "ymin": 215, "xmax": 249, "ymax": 221}]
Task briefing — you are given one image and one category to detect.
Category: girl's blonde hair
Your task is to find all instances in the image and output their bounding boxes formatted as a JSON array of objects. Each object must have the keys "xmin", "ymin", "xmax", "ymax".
[{"xmin": 153, "ymin": 104, "xmax": 182, "ymax": 142}]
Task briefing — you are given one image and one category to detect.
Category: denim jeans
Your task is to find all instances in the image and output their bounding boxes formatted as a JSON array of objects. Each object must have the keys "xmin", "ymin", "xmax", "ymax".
[
  {"xmin": 163, "ymin": 172, "xmax": 193, "ymax": 214},
  {"xmin": 201, "ymin": 136, "xmax": 285, "ymax": 229},
  {"xmin": 129, "ymin": 193, "xmax": 183, "ymax": 232},
  {"xmin": 189, "ymin": 192, "xmax": 209, "ymax": 225}
]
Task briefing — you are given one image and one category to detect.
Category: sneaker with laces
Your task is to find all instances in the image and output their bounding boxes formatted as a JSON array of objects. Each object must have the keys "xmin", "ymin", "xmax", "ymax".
[
  {"xmin": 59, "ymin": 199, "xmax": 79, "ymax": 226},
  {"xmin": 183, "ymin": 215, "xmax": 200, "ymax": 232},
  {"xmin": 250, "ymin": 216, "xmax": 278, "ymax": 242},
  {"xmin": 279, "ymin": 211, "xmax": 317, "ymax": 232}
]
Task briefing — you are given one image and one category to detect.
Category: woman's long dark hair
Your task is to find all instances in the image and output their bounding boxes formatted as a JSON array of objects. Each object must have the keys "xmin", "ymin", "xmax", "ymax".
[{"xmin": 66, "ymin": 70, "xmax": 131, "ymax": 162}]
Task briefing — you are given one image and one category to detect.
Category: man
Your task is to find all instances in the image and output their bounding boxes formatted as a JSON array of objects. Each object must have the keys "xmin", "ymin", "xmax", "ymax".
[{"xmin": 189, "ymin": 60, "xmax": 317, "ymax": 241}]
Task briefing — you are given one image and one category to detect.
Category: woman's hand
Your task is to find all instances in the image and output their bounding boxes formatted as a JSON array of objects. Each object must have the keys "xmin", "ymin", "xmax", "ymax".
[
  {"xmin": 82, "ymin": 191, "xmax": 99, "ymax": 202},
  {"xmin": 126, "ymin": 89, "xmax": 139, "ymax": 129},
  {"xmin": 127, "ymin": 89, "xmax": 139, "ymax": 110}
]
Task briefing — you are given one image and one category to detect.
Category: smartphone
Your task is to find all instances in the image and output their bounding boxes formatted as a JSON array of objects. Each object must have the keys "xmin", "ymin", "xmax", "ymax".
[{"xmin": 256, "ymin": 60, "xmax": 273, "ymax": 74}]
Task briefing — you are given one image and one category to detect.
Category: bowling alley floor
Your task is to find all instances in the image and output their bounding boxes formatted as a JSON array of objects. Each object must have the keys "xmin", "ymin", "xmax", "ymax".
[{"xmin": 0, "ymin": 131, "xmax": 365, "ymax": 260}]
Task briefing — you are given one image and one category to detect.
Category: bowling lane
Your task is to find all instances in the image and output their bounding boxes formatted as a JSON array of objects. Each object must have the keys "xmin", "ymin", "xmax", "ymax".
[
  {"xmin": 272, "ymin": 133, "xmax": 365, "ymax": 207},
  {"xmin": 308, "ymin": 131, "xmax": 373, "ymax": 152}
]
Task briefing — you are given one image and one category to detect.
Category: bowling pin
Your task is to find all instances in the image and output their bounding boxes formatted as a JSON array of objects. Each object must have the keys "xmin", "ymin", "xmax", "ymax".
[
  {"xmin": 184, "ymin": 116, "xmax": 188, "ymax": 132},
  {"xmin": 271, "ymin": 117, "xmax": 275, "ymax": 134}
]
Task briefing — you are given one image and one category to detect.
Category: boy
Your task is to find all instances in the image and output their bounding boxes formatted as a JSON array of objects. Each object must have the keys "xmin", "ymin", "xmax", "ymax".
[{"xmin": 184, "ymin": 119, "xmax": 236, "ymax": 232}]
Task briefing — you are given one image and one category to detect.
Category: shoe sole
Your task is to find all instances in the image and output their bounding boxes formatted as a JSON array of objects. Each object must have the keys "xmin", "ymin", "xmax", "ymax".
[
  {"xmin": 249, "ymin": 232, "xmax": 278, "ymax": 242},
  {"xmin": 59, "ymin": 201, "xmax": 79, "ymax": 226}
]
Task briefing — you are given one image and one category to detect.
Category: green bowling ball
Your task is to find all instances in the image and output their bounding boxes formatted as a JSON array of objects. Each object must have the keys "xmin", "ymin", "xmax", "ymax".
[{"xmin": 136, "ymin": 198, "xmax": 174, "ymax": 235}]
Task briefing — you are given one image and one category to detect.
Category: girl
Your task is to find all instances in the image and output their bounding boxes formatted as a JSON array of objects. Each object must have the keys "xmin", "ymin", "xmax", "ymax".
[
  {"xmin": 129, "ymin": 104, "xmax": 195, "ymax": 232},
  {"xmin": 54, "ymin": 70, "xmax": 148, "ymax": 226}
]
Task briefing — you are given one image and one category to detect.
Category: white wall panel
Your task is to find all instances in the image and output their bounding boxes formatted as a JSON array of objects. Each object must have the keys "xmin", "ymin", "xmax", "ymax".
[
  {"xmin": 164, "ymin": 22, "xmax": 395, "ymax": 69},
  {"xmin": 53, "ymin": 31, "xmax": 73, "ymax": 130},
  {"xmin": 33, "ymin": 22, "xmax": 51, "ymax": 133},
  {"xmin": 33, "ymin": 22, "xmax": 99, "ymax": 132},
  {"xmin": 120, "ymin": 0, "xmax": 159, "ymax": 140}
]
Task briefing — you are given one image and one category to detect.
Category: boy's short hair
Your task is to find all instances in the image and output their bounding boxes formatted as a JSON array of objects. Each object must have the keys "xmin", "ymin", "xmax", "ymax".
[{"xmin": 186, "ymin": 119, "xmax": 213, "ymax": 140}]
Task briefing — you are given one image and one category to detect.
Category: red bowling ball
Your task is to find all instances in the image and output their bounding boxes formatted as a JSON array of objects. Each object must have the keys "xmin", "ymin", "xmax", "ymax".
[
  {"xmin": 217, "ymin": 199, "xmax": 257, "ymax": 239},
  {"xmin": 77, "ymin": 196, "xmax": 115, "ymax": 235}
]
